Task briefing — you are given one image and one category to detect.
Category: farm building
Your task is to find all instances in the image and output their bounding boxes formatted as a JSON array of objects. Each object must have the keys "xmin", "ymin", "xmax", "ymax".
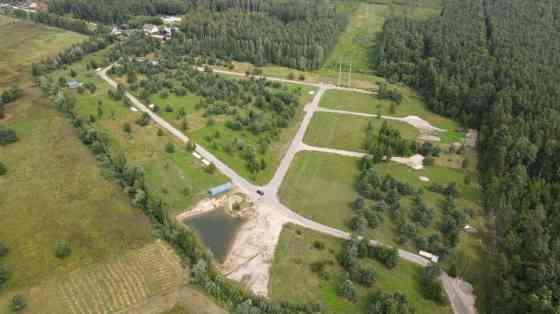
[{"xmin": 208, "ymin": 182, "xmax": 233, "ymax": 197}]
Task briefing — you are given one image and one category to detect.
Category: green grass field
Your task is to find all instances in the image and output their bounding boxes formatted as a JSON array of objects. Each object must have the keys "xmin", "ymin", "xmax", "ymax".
[
  {"xmin": 0, "ymin": 16, "xmax": 86, "ymax": 86},
  {"xmin": 304, "ymin": 111, "xmax": 419, "ymax": 152},
  {"xmin": 319, "ymin": 89, "xmax": 463, "ymax": 142},
  {"xmin": 270, "ymin": 224, "xmax": 452, "ymax": 314},
  {"xmin": 279, "ymin": 151, "xmax": 480, "ymax": 248},
  {"xmin": 0, "ymin": 18, "xmax": 153, "ymax": 295}
]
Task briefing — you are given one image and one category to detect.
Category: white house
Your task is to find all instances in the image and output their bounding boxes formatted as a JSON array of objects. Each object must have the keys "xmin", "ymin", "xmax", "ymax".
[
  {"xmin": 110, "ymin": 27, "xmax": 122, "ymax": 36},
  {"xmin": 143, "ymin": 24, "xmax": 159, "ymax": 35},
  {"xmin": 161, "ymin": 16, "xmax": 182, "ymax": 25}
]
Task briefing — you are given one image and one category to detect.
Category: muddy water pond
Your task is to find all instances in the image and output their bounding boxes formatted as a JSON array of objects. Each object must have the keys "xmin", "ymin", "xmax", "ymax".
[{"xmin": 182, "ymin": 208, "xmax": 245, "ymax": 262}]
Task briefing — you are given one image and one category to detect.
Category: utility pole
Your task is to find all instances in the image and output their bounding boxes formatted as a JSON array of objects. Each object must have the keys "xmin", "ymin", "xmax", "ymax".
[
  {"xmin": 338, "ymin": 61, "xmax": 342, "ymax": 86},
  {"xmin": 348, "ymin": 61, "xmax": 352, "ymax": 87}
]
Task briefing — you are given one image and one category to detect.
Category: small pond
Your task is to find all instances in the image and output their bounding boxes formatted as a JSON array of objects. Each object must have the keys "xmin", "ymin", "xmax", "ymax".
[{"xmin": 182, "ymin": 207, "xmax": 245, "ymax": 262}]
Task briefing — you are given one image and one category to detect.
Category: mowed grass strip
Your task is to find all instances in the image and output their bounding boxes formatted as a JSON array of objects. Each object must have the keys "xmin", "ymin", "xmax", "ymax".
[
  {"xmin": 323, "ymin": 1, "xmax": 443, "ymax": 74},
  {"xmin": 304, "ymin": 111, "xmax": 419, "ymax": 152},
  {"xmin": 319, "ymin": 89, "xmax": 464, "ymax": 143},
  {"xmin": 270, "ymin": 224, "xmax": 452, "ymax": 314}
]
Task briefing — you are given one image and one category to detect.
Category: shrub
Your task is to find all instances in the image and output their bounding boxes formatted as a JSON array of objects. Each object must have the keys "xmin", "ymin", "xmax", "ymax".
[
  {"xmin": 0, "ymin": 264, "xmax": 8, "ymax": 286},
  {"xmin": 181, "ymin": 186, "xmax": 192, "ymax": 197},
  {"xmin": 366, "ymin": 291, "xmax": 414, "ymax": 314},
  {"xmin": 423, "ymin": 156, "xmax": 435, "ymax": 166},
  {"xmin": 369, "ymin": 246, "xmax": 399, "ymax": 269},
  {"xmin": 8, "ymin": 295, "xmax": 26, "ymax": 312},
  {"xmin": 54, "ymin": 240, "xmax": 72, "ymax": 258},
  {"xmin": 338, "ymin": 279, "xmax": 356, "ymax": 301},
  {"xmin": 0, "ymin": 127, "xmax": 17, "ymax": 145},
  {"xmin": 122, "ymin": 122, "xmax": 132, "ymax": 133},
  {"xmin": 0, "ymin": 241, "xmax": 8, "ymax": 257},
  {"xmin": 310, "ymin": 261, "xmax": 326, "ymax": 274},
  {"xmin": 448, "ymin": 263, "xmax": 458, "ymax": 278},
  {"xmin": 420, "ymin": 264, "xmax": 446, "ymax": 303},
  {"xmin": 157, "ymin": 129, "xmax": 164, "ymax": 136},
  {"xmin": 135, "ymin": 112, "xmax": 151, "ymax": 126},
  {"xmin": 313, "ymin": 240, "xmax": 325, "ymax": 250},
  {"xmin": 206, "ymin": 162, "xmax": 216, "ymax": 174},
  {"xmin": 165, "ymin": 143, "xmax": 175, "ymax": 153},
  {"xmin": 0, "ymin": 161, "xmax": 6, "ymax": 176},
  {"xmin": 352, "ymin": 197, "xmax": 365, "ymax": 210}
]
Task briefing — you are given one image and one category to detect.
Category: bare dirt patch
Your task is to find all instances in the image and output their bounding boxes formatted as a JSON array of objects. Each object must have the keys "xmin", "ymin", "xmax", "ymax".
[
  {"xmin": 391, "ymin": 154, "xmax": 425, "ymax": 170},
  {"xmin": 221, "ymin": 203, "xmax": 290, "ymax": 296}
]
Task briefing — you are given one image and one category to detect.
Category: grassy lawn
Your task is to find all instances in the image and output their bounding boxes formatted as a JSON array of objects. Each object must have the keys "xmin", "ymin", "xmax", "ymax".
[
  {"xmin": 0, "ymin": 18, "xmax": 153, "ymax": 296},
  {"xmin": 270, "ymin": 224, "xmax": 452, "ymax": 314},
  {"xmin": 319, "ymin": 89, "xmax": 463, "ymax": 140},
  {"xmin": 279, "ymin": 151, "xmax": 480, "ymax": 250},
  {"xmin": 304, "ymin": 111, "xmax": 419, "ymax": 152}
]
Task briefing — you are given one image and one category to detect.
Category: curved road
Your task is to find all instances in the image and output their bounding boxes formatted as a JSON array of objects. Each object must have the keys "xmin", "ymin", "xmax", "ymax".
[{"xmin": 98, "ymin": 65, "xmax": 476, "ymax": 314}]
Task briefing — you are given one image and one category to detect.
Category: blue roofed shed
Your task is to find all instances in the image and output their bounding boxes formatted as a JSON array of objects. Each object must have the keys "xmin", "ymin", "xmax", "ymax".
[
  {"xmin": 67, "ymin": 80, "xmax": 82, "ymax": 89},
  {"xmin": 208, "ymin": 182, "xmax": 233, "ymax": 197}
]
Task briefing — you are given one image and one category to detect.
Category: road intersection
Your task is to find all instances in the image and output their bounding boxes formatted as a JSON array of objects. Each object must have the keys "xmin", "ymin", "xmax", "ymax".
[{"xmin": 98, "ymin": 65, "xmax": 476, "ymax": 314}]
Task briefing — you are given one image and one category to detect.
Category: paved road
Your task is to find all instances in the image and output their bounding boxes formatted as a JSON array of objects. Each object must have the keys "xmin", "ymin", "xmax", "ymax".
[
  {"xmin": 301, "ymin": 143, "xmax": 367, "ymax": 158},
  {"xmin": 264, "ymin": 83, "xmax": 330, "ymax": 196},
  {"xmin": 202, "ymin": 67, "xmax": 374, "ymax": 94},
  {"xmin": 99, "ymin": 65, "xmax": 475, "ymax": 314},
  {"xmin": 317, "ymin": 108, "xmax": 445, "ymax": 132}
]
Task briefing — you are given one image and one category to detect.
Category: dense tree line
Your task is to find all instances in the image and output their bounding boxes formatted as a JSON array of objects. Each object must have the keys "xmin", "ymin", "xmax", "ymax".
[
  {"xmin": 47, "ymin": 0, "xmax": 348, "ymax": 70},
  {"xmin": 6, "ymin": 8, "xmax": 93, "ymax": 34},
  {"xmin": 177, "ymin": 1, "xmax": 347, "ymax": 70},
  {"xmin": 0, "ymin": 85, "xmax": 23, "ymax": 119},
  {"xmin": 376, "ymin": 0, "xmax": 560, "ymax": 312},
  {"xmin": 31, "ymin": 35, "xmax": 113, "ymax": 77},
  {"xmin": 48, "ymin": 0, "xmax": 188, "ymax": 24}
]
